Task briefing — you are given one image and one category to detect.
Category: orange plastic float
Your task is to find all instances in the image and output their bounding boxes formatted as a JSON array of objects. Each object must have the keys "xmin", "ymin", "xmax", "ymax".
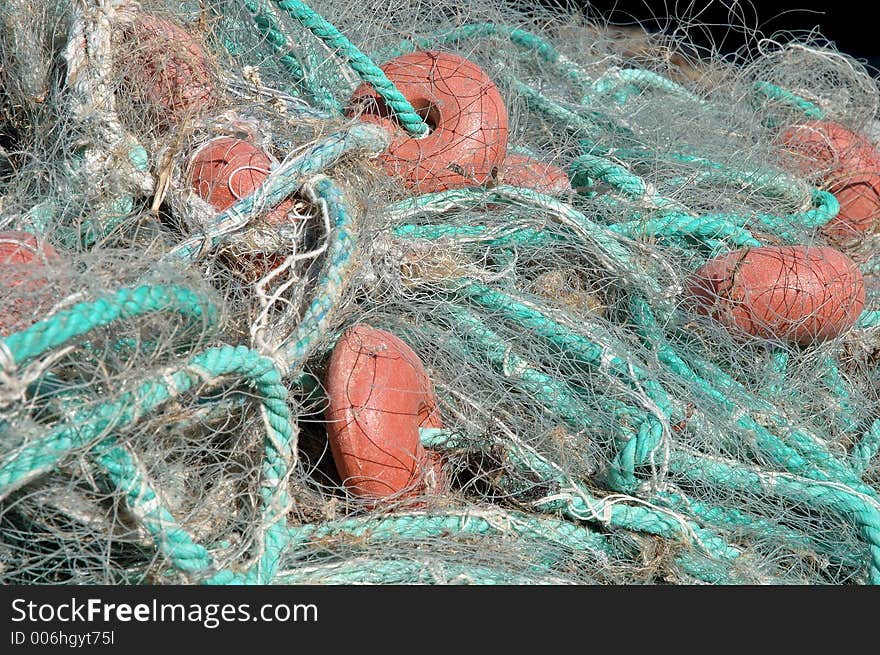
[
  {"xmin": 188, "ymin": 136, "xmax": 299, "ymax": 278},
  {"xmin": 348, "ymin": 51, "xmax": 508, "ymax": 193},
  {"xmin": 687, "ymin": 245, "xmax": 865, "ymax": 345},
  {"xmin": 189, "ymin": 136, "xmax": 295, "ymax": 223},
  {"xmin": 497, "ymin": 153, "xmax": 570, "ymax": 194},
  {"xmin": 324, "ymin": 324, "xmax": 447, "ymax": 501},
  {"xmin": 0, "ymin": 231, "xmax": 59, "ymax": 337},
  {"xmin": 776, "ymin": 120, "xmax": 880, "ymax": 241},
  {"xmin": 120, "ymin": 14, "xmax": 217, "ymax": 130}
]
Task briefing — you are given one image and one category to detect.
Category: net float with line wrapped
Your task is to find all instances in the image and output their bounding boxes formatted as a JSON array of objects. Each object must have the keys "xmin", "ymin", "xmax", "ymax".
[
  {"xmin": 0, "ymin": 231, "xmax": 60, "ymax": 337},
  {"xmin": 348, "ymin": 50, "xmax": 508, "ymax": 194},
  {"xmin": 687, "ymin": 245, "xmax": 865, "ymax": 345},
  {"xmin": 324, "ymin": 323, "xmax": 447, "ymax": 502},
  {"xmin": 496, "ymin": 153, "xmax": 571, "ymax": 194},
  {"xmin": 188, "ymin": 136, "xmax": 299, "ymax": 277},
  {"xmin": 776, "ymin": 120, "xmax": 880, "ymax": 242},
  {"xmin": 188, "ymin": 136, "xmax": 295, "ymax": 223},
  {"xmin": 118, "ymin": 13, "xmax": 217, "ymax": 131}
]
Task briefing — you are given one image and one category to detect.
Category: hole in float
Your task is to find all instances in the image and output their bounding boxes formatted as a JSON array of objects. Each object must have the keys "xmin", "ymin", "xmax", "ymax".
[
  {"xmin": 355, "ymin": 94, "xmax": 439, "ymax": 136},
  {"xmin": 408, "ymin": 97, "xmax": 441, "ymax": 135}
]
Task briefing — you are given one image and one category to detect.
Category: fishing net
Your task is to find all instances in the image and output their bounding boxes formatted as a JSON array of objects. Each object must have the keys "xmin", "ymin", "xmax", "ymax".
[{"xmin": 2, "ymin": 0, "xmax": 880, "ymax": 585}]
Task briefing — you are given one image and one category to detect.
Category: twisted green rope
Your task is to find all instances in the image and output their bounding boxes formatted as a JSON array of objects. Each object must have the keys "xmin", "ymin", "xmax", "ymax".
[
  {"xmin": 278, "ymin": 175, "xmax": 356, "ymax": 373},
  {"xmin": 669, "ymin": 449, "xmax": 880, "ymax": 584},
  {"xmin": 286, "ymin": 509, "xmax": 614, "ymax": 558},
  {"xmin": 1, "ymin": 285, "xmax": 217, "ymax": 370},
  {"xmin": 607, "ymin": 211, "xmax": 761, "ymax": 249},
  {"xmin": 753, "ymin": 80, "xmax": 827, "ymax": 122},
  {"xmin": 0, "ymin": 343, "xmax": 294, "ymax": 585},
  {"xmin": 588, "ymin": 68, "xmax": 705, "ymax": 106},
  {"xmin": 166, "ymin": 123, "xmax": 388, "ymax": 262},
  {"xmin": 419, "ymin": 429, "xmax": 744, "ymax": 582},
  {"xmin": 240, "ymin": 0, "xmax": 341, "ymax": 112},
  {"xmin": 271, "ymin": 0, "xmax": 429, "ymax": 136},
  {"xmin": 853, "ymin": 419, "xmax": 880, "ymax": 475}
]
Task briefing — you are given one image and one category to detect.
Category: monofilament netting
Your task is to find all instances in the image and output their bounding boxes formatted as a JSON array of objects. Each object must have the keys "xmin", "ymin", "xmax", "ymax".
[{"xmin": 2, "ymin": 0, "xmax": 880, "ymax": 585}]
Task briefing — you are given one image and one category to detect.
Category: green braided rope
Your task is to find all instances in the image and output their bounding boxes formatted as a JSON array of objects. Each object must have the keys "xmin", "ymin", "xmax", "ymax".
[
  {"xmin": 419, "ymin": 429, "xmax": 744, "ymax": 582},
  {"xmin": 668, "ymin": 449, "xmax": 880, "ymax": 584},
  {"xmin": 167, "ymin": 123, "xmax": 388, "ymax": 262},
  {"xmin": 241, "ymin": 0, "xmax": 341, "ymax": 112},
  {"xmin": 817, "ymin": 354, "xmax": 861, "ymax": 435},
  {"xmin": 857, "ymin": 311, "xmax": 880, "ymax": 329},
  {"xmin": 580, "ymin": 141, "xmax": 837, "ymax": 239},
  {"xmin": 662, "ymin": 167, "xmax": 810, "ymax": 206},
  {"xmin": 1, "ymin": 285, "xmax": 217, "ymax": 369},
  {"xmin": 588, "ymin": 68, "xmax": 705, "ymax": 106},
  {"xmin": 656, "ymin": 489, "xmax": 866, "ymax": 571},
  {"xmin": 271, "ymin": 0, "xmax": 429, "ymax": 136},
  {"xmin": 510, "ymin": 77, "xmax": 603, "ymax": 135},
  {"xmin": 631, "ymin": 297, "xmax": 873, "ymax": 496},
  {"xmin": 417, "ymin": 213, "xmax": 879, "ymax": 582},
  {"xmin": 0, "ymin": 344, "xmax": 294, "ymax": 584},
  {"xmin": 451, "ymin": 280, "xmax": 677, "ymax": 418},
  {"xmin": 386, "ymin": 185, "xmax": 667, "ymax": 301},
  {"xmin": 766, "ymin": 349, "xmax": 790, "ymax": 399},
  {"xmin": 395, "ymin": 210, "xmax": 758, "ymax": 253},
  {"xmin": 569, "ymin": 153, "xmax": 650, "ymax": 199},
  {"xmin": 607, "ymin": 211, "xmax": 761, "ymax": 249},
  {"xmin": 279, "ymin": 176, "xmax": 356, "ymax": 373},
  {"xmin": 286, "ymin": 509, "xmax": 614, "ymax": 558},
  {"xmin": 433, "ymin": 303, "xmax": 596, "ymax": 428},
  {"xmin": 93, "ymin": 442, "xmax": 230, "ymax": 582},
  {"xmin": 753, "ymin": 80, "xmax": 827, "ymax": 120},
  {"xmin": 853, "ymin": 419, "xmax": 880, "ymax": 475}
]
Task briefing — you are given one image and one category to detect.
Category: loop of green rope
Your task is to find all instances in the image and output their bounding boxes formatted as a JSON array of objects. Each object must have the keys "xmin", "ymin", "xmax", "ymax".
[
  {"xmin": 0, "ymin": 344, "xmax": 295, "ymax": 584},
  {"xmin": 569, "ymin": 153, "xmax": 649, "ymax": 199}
]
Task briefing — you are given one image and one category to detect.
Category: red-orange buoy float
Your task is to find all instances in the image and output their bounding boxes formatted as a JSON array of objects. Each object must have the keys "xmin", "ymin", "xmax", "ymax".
[
  {"xmin": 497, "ymin": 153, "xmax": 570, "ymax": 194},
  {"xmin": 324, "ymin": 324, "xmax": 447, "ymax": 501},
  {"xmin": 120, "ymin": 14, "xmax": 216, "ymax": 130},
  {"xmin": 777, "ymin": 120, "xmax": 880, "ymax": 242},
  {"xmin": 189, "ymin": 136, "xmax": 294, "ymax": 224},
  {"xmin": 687, "ymin": 245, "xmax": 864, "ymax": 345},
  {"xmin": 348, "ymin": 51, "xmax": 508, "ymax": 193},
  {"xmin": 0, "ymin": 231, "xmax": 59, "ymax": 337}
]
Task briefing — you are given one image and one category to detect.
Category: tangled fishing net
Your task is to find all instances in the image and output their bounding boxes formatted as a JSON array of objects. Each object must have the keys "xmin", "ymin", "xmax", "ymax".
[{"xmin": 2, "ymin": 0, "xmax": 880, "ymax": 585}]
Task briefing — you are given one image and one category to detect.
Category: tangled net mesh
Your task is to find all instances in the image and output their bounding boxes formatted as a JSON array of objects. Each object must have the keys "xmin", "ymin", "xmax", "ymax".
[{"xmin": 2, "ymin": 0, "xmax": 880, "ymax": 585}]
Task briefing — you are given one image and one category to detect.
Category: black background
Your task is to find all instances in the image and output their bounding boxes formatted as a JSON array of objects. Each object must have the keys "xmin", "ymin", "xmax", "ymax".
[
  {"xmin": 0, "ymin": 585, "xmax": 872, "ymax": 651},
  {"xmin": 547, "ymin": 0, "xmax": 880, "ymax": 71}
]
